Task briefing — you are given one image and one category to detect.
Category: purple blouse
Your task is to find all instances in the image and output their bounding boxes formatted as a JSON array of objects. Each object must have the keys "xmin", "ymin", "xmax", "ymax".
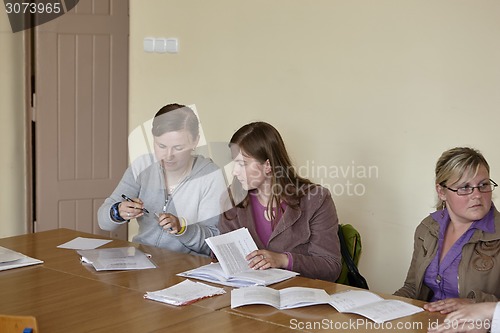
[
  {"xmin": 250, "ymin": 194, "xmax": 274, "ymax": 245},
  {"xmin": 423, "ymin": 205, "xmax": 495, "ymax": 301},
  {"xmin": 250, "ymin": 194, "xmax": 293, "ymax": 270}
]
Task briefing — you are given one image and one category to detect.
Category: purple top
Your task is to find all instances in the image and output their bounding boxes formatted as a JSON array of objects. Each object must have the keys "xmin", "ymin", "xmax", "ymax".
[
  {"xmin": 424, "ymin": 205, "xmax": 495, "ymax": 301},
  {"xmin": 250, "ymin": 194, "xmax": 293, "ymax": 270}
]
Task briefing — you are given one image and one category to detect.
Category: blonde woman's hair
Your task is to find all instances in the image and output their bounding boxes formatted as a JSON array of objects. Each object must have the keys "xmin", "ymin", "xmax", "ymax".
[{"xmin": 435, "ymin": 147, "xmax": 489, "ymax": 209}]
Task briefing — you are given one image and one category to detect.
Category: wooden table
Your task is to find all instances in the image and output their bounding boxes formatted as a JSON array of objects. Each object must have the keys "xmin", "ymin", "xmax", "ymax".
[
  {"xmin": 0, "ymin": 228, "xmax": 232, "ymax": 310},
  {"xmin": 0, "ymin": 228, "xmax": 444, "ymax": 332},
  {"xmin": 0, "ymin": 265, "xmax": 212, "ymax": 333}
]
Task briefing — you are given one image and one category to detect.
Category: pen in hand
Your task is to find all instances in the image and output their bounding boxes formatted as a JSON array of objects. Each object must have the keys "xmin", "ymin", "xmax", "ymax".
[{"xmin": 121, "ymin": 194, "xmax": 150, "ymax": 214}]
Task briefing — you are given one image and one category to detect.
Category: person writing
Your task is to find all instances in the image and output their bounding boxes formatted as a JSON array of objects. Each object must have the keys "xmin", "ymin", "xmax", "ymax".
[
  {"xmin": 428, "ymin": 301, "xmax": 500, "ymax": 333},
  {"xmin": 98, "ymin": 103, "xmax": 226, "ymax": 255},
  {"xmin": 395, "ymin": 147, "xmax": 500, "ymax": 310},
  {"xmin": 218, "ymin": 121, "xmax": 342, "ymax": 281}
]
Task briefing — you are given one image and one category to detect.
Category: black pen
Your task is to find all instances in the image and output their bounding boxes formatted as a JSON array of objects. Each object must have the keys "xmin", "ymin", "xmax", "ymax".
[{"xmin": 121, "ymin": 194, "xmax": 150, "ymax": 214}]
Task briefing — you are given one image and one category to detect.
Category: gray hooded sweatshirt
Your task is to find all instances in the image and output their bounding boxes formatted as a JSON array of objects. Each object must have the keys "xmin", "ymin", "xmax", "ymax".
[{"xmin": 98, "ymin": 154, "xmax": 226, "ymax": 256}]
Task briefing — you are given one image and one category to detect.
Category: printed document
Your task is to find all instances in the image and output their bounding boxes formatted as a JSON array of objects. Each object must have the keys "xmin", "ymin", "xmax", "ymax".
[
  {"xmin": 0, "ymin": 246, "xmax": 43, "ymax": 271},
  {"xmin": 329, "ymin": 290, "xmax": 424, "ymax": 323},
  {"xmin": 178, "ymin": 228, "xmax": 298, "ymax": 287},
  {"xmin": 77, "ymin": 247, "xmax": 156, "ymax": 271},
  {"xmin": 231, "ymin": 286, "xmax": 331, "ymax": 309},
  {"xmin": 145, "ymin": 280, "xmax": 226, "ymax": 306},
  {"xmin": 231, "ymin": 287, "xmax": 423, "ymax": 323}
]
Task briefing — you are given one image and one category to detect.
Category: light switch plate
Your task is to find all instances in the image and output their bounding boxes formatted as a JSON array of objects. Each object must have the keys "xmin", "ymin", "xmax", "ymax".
[
  {"xmin": 154, "ymin": 38, "xmax": 168, "ymax": 53},
  {"xmin": 143, "ymin": 37, "xmax": 155, "ymax": 52},
  {"xmin": 166, "ymin": 38, "xmax": 179, "ymax": 53}
]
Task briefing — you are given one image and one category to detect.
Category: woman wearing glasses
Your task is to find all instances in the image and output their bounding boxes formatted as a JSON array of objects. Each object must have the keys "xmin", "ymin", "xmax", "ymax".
[{"xmin": 395, "ymin": 147, "xmax": 500, "ymax": 312}]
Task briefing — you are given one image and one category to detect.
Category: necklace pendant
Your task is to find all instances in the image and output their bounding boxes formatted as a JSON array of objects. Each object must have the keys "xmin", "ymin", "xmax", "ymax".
[{"xmin": 435, "ymin": 274, "xmax": 442, "ymax": 284}]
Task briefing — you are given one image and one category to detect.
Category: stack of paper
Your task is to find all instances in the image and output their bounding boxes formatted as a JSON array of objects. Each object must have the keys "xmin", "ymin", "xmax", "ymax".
[
  {"xmin": 77, "ymin": 247, "xmax": 156, "ymax": 271},
  {"xmin": 145, "ymin": 280, "xmax": 226, "ymax": 306},
  {"xmin": 0, "ymin": 246, "xmax": 43, "ymax": 271}
]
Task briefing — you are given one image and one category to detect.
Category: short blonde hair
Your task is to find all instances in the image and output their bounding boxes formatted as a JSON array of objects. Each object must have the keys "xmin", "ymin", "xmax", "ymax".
[{"xmin": 435, "ymin": 147, "xmax": 490, "ymax": 209}]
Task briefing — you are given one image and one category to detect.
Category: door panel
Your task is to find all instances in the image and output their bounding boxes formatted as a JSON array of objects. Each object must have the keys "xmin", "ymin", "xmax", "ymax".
[{"xmin": 34, "ymin": 0, "xmax": 128, "ymax": 239}]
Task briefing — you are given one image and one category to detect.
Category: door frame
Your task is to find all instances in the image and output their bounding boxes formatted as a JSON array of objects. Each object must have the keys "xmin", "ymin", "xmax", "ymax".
[{"xmin": 24, "ymin": 21, "xmax": 34, "ymax": 233}]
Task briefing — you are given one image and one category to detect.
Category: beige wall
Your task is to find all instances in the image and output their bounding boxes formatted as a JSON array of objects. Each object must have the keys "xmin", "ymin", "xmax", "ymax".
[
  {"xmin": 129, "ymin": 0, "xmax": 500, "ymax": 294},
  {"xmin": 2, "ymin": 1, "xmax": 500, "ymax": 295},
  {"xmin": 0, "ymin": 10, "xmax": 26, "ymax": 237}
]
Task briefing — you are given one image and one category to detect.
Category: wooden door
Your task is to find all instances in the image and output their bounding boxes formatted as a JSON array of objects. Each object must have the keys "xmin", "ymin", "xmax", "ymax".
[{"xmin": 32, "ymin": 0, "xmax": 129, "ymax": 238}]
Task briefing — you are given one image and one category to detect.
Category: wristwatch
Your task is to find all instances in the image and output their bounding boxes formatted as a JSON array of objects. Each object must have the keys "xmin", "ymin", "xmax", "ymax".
[{"xmin": 110, "ymin": 202, "xmax": 126, "ymax": 222}]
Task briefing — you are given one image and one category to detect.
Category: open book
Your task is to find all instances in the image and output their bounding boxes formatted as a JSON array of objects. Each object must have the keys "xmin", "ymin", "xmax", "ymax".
[
  {"xmin": 144, "ymin": 279, "xmax": 226, "ymax": 306},
  {"xmin": 177, "ymin": 228, "xmax": 298, "ymax": 287},
  {"xmin": 0, "ymin": 246, "xmax": 43, "ymax": 271},
  {"xmin": 77, "ymin": 247, "xmax": 156, "ymax": 271},
  {"xmin": 232, "ymin": 286, "xmax": 331, "ymax": 309},
  {"xmin": 231, "ymin": 287, "xmax": 423, "ymax": 323}
]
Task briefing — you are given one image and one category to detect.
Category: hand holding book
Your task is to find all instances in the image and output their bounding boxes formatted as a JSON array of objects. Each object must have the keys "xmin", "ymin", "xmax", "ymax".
[
  {"xmin": 178, "ymin": 228, "xmax": 298, "ymax": 287},
  {"xmin": 246, "ymin": 249, "xmax": 290, "ymax": 271}
]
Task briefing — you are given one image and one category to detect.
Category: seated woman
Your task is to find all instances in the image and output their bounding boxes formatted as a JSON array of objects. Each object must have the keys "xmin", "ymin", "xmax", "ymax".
[
  {"xmin": 98, "ymin": 103, "xmax": 226, "ymax": 256},
  {"xmin": 394, "ymin": 147, "xmax": 500, "ymax": 311},
  {"xmin": 218, "ymin": 121, "xmax": 342, "ymax": 282}
]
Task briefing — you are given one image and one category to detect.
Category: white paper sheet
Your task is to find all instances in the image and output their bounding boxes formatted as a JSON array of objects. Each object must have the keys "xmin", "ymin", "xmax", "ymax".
[{"xmin": 57, "ymin": 237, "xmax": 112, "ymax": 250}]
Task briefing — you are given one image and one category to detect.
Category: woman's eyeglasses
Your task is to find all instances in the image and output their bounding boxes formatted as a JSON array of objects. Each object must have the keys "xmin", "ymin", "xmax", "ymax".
[{"xmin": 441, "ymin": 179, "xmax": 498, "ymax": 196}]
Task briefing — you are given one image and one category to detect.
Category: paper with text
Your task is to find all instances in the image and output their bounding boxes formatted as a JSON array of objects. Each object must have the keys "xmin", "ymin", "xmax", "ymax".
[
  {"xmin": 77, "ymin": 247, "xmax": 156, "ymax": 271},
  {"xmin": 145, "ymin": 280, "xmax": 226, "ymax": 306},
  {"xmin": 205, "ymin": 227, "xmax": 258, "ymax": 276},
  {"xmin": 329, "ymin": 290, "xmax": 424, "ymax": 323},
  {"xmin": 179, "ymin": 227, "xmax": 298, "ymax": 287},
  {"xmin": 231, "ymin": 286, "xmax": 331, "ymax": 309}
]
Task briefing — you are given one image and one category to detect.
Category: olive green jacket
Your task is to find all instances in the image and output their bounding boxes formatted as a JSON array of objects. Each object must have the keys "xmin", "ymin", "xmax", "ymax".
[{"xmin": 394, "ymin": 208, "xmax": 500, "ymax": 302}]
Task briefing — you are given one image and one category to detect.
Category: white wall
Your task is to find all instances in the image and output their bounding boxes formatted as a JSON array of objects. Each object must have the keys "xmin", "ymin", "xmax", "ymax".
[
  {"xmin": 0, "ymin": 10, "xmax": 27, "ymax": 237},
  {"xmin": 129, "ymin": 0, "xmax": 500, "ymax": 294}
]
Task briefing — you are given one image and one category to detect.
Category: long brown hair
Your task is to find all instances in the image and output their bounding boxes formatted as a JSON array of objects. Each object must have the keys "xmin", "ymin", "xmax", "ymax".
[{"xmin": 228, "ymin": 122, "xmax": 312, "ymax": 223}]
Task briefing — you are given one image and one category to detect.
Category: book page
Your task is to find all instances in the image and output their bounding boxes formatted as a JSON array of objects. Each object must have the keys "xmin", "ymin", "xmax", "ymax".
[
  {"xmin": 177, "ymin": 263, "xmax": 229, "ymax": 282},
  {"xmin": 329, "ymin": 290, "xmax": 384, "ymax": 312},
  {"xmin": 231, "ymin": 286, "xmax": 331, "ymax": 309},
  {"xmin": 205, "ymin": 228, "xmax": 258, "ymax": 276},
  {"xmin": 231, "ymin": 286, "xmax": 281, "ymax": 309},
  {"xmin": 329, "ymin": 290, "xmax": 423, "ymax": 324},
  {"xmin": 279, "ymin": 287, "xmax": 331, "ymax": 309},
  {"xmin": 234, "ymin": 267, "xmax": 299, "ymax": 285},
  {"xmin": 345, "ymin": 299, "xmax": 424, "ymax": 324}
]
